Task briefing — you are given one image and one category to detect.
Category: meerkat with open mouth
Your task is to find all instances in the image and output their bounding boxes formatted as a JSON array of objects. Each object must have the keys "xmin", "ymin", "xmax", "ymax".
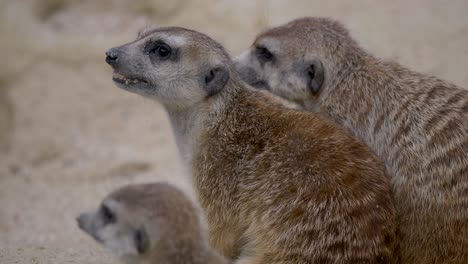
[{"xmin": 103, "ymin": 26, "xmax": 399, "ymax": 263}]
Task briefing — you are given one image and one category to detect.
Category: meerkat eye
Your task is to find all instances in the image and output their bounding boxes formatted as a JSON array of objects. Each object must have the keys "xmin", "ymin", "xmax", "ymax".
[
  {"xmin": 309, "ymin": 65, "xmax": 316, "ymax": 79},
  {"xmin": 100, "ymin": 204, "xmax": 115, "ymax": 225},
  {"xmin": 149, "ymin": 43, "xmax": 172, "ymax": 59},
  {"xmin": 255, "ymin": 46, "xmax": 273, "ymax": 62}
]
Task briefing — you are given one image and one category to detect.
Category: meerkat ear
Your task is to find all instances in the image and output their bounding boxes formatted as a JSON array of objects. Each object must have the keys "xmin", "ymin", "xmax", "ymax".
[
  {"xmin": 306, "ymin": 59, "xmax": 325, "ymax": 94},
  {"xmin": 134, "ymin": 226, "xmax": 149, "ymax": 254},
  {"xmin": 203, "ymin": 66, "xmax": 230, "ymax": 96}
]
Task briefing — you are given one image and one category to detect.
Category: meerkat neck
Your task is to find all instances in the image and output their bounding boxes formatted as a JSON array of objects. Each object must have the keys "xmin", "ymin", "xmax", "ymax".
[
  {"xmin": 165, "ymin": 80, "xmax": 242, "ymax": 163},
  {"xmin": 166, "ymin": 107, "xmax": 205, "ymax": 162}
]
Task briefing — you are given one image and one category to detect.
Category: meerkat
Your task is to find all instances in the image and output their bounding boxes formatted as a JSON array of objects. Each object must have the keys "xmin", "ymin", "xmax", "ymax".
[
  {"xmin": 103, "ymin": 26, "xmax": 399, "ymax": 264},
  {"xmin": 77, "ymin": 182, "xmax": 228, "ymax": 264},
  {"xmin": 234, "ymin": 17, "xmax": 468, "ymax": 263}
]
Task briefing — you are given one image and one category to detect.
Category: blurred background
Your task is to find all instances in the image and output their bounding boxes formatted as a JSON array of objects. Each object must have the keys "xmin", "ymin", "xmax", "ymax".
[{"xmin": 0, "ymin": 0, "xmax": 467, "ymax": 262}]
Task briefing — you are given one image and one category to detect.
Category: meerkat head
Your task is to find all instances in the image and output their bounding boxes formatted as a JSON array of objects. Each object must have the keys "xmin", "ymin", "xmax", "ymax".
[
  {"xmin": 105, "ymin": 27, "xmax": 233, "ymax": 111},
  {"xmin": 234, "ymin": 17, "xmax": 363, "ymax": 109},
  {"xmin": 77, "ymin": 183, "xmax": 205, "ymax": 264}
]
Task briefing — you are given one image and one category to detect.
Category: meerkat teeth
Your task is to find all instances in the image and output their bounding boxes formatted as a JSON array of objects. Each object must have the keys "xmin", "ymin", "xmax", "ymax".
[
  {"xmin": 114, "ymin": 73, "xmax": 125, "ymax": 79},
  {"xmin": 113, "ymin": 73, "xmax": 144, "ymax": 84}
]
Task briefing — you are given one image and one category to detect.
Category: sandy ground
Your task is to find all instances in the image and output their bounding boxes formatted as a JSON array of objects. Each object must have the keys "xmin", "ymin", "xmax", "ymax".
[{"xmin": 0, "ymin": 0, "xmax": 467, "ymax": 262}]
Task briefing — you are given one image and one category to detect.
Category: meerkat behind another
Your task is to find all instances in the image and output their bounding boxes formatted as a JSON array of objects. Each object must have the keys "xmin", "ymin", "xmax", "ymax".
[
  {"xmin": 234, "ymin": 17, "xmax": 468, "ymax": 263},
  {"xmin": 77, "ymin": 183, "xmax": 227, "ymax": 264},
  {"xmin": 102, "ymin": 27, "xmax": 399, "ymax": 263}
]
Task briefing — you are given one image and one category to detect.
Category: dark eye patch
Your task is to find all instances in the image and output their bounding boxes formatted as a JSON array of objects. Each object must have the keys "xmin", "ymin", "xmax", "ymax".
[
  {"xmin": 145, "ymin": 40, "xmax": 173, "ymax": 60},
  {"xmin": 309, "ymin": 64, "xmax": 316, "ymax": 80},
  {"xmin": 255, "ymin": 46, "xmax": 274, "ymax": 62},
  {"xmin": 100, "ymin": 204, "xmax": 115, "ymax": 225}
]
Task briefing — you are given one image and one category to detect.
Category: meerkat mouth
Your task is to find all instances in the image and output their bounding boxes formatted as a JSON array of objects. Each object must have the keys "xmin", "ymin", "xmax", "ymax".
[{"xmin": 112, "ymin": 71, "xmax": 148, "ymax": 85}]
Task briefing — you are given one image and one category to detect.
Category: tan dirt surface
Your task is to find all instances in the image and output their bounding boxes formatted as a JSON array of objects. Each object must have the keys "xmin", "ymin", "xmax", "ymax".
[{"xmin": 1, "ymin": 0, "xmax": 467, "ymax": 263}]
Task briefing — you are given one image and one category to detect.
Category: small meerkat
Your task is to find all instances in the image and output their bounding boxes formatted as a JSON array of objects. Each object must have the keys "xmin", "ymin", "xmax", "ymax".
[
  {"xmin": 77, "ymin": 182, "xmax": 227, "ymax": 264},
  {"xmin": 234, "ymin": 17, "xmax": 468, "ymax": 263},
  {"xmin": 103, "ymin": 26, "xmax": 399, "ymax": 263}
]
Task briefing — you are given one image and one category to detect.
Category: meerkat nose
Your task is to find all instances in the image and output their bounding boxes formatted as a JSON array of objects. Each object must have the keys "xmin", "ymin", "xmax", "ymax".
[
  {"xmin": 105, "ymin": 48, "xmax": 120, "ymax": 66},
  {"xmin": 76, "ymin": 214, "xmax": 86, "ymax": 230}
]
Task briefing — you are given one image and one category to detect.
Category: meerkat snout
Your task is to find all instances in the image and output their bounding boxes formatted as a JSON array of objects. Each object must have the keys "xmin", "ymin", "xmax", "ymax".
[
  {"xmin": 76, "ymin": 182, "xmax": 227, "ymax": 264},
  {"xmin": 76, "ymin": 213, "xmax": 88, "ymax": 234},
  {"xmin": 77, "ymin": 198, "xmax": 149, "ymax": 260}
]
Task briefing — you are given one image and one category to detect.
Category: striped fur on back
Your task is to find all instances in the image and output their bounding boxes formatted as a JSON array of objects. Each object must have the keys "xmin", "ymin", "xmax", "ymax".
[
  {"xmin": 322, "ymin": 58, "xmax": 468, "ymax": 264},
  {"xmin": 235, "ymin": 17, "xmax": 468, "ymax": 263}
]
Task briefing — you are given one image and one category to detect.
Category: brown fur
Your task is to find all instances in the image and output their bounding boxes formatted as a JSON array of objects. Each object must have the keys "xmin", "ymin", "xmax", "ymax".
[
  {"xmin": 107, "ymin": 27, "xmax": 399, "ymax": 264},
  {"xmin": 193, "ymin": 88, "xmax": 399, "ymax": 264},
  {"xmin": 235, "ymin": 17, "xmax": 468, "ymax": 263}
]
